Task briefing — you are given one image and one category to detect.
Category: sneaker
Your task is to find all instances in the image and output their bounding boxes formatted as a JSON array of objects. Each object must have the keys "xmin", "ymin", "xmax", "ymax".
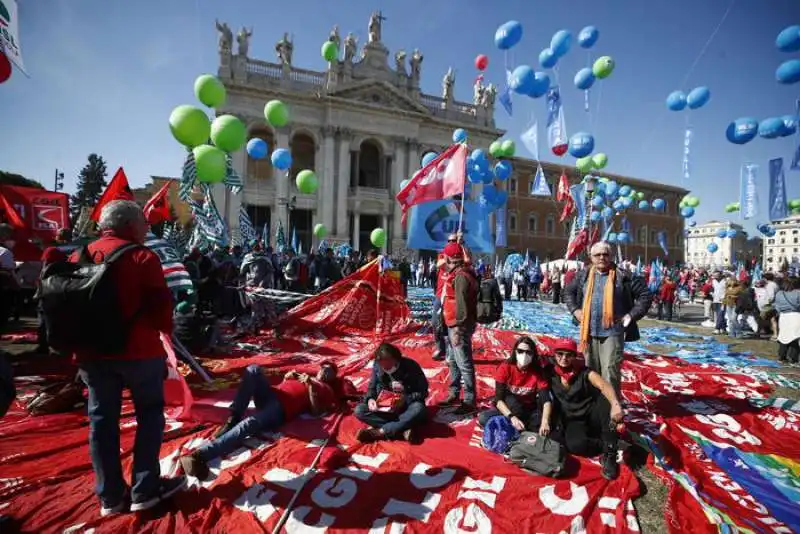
[
  {"xmin": 437, "ymin": 393, "xmax": 460, "ymax": 407},
  {"xmin": 179, "ymin": 452, "xmax": 211, "ymax": 481},
  {"xmin": 452, "ymin": 403, "xmax": 477, "ymax": 416},
  {"xmin": 130, "ymin": 477, "xmax": 188, "ymax": 512},
  {"xmin": 402, "ymin": 428, "xmax": 422, "ymax": 445},
  {"xmin": 601, "ymin": 449, "xmax": 620, "ymax": 480},
  {"xmin": 100, "ymin": 491, "xmax": 130, "ymax": 517},
  {"xmin": 214, "ymin": 416, "xmax": 242, "ymax": 439},
  {"xmin": 356, "ymin": 428, "xmax": 383, "ymax": 443}
]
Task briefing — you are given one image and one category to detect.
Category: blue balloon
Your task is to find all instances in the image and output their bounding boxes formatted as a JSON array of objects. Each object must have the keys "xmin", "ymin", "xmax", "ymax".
[
  {"xmin": 607, "ymin": 233, "xmax": 617, "ymax": 244},
  {"xmin": 617, "ymin": 232, "xmax": 630, "ymax": 243},
  {"xmin": 453, "ymin": 128, "xmax": 468, "ymax": 143},
  {"xmin": 591, "ymin": 196, "xmax": 604, "ymax": 208},
  {"xmin": 471, "ymin": 148, "xmax": 488, "ymax": 163},
  {"xmin": 481, "ymin": 167, "xmax": 494, "ymax": 184},
  {"xmin": 604, "ymin": 181, "xmax": 618, "ymax": 197},
  {"xmin": 638, "ymin": 200, "xmax": 650, "ymax": 210},
  {"xmin": 550, "ymin": 30, "xmax": 572, "ymax": 58},
  {"xmin": 777, "ymin": 25, "xmax": 800, "ymax": 53},
  {"xmin": 529, "ymin": 71, "xmax": 551, "ymax": 98},
  {"xmin": 728, "ymin": 229, "xmax": 738, "ymax": 238},
  {"xmin": 707, "ymin": 243, "xmax": 718, "ymax": 253},
  {"xmin": 725, "ymin": 117, "xmax": 759, "ymax": 145},
  {"xmin": 539, "ymin": 48, "xmax": 558, "ymax": 69},
  {"xmin": 759, "ymin": 117, "xmax": 787, "ymax": 139},
  {"xmin": 775, "ymin": 59, "xmax": 800, "ymax": 84},
  {"xmin": 782, "ymin": 115, "xmax": 799, "ymax": 136},
  {"xmin": 578, "ymin": 26, "xmax": 599, "ymax": 49},
  {"xmin": 716, "ymin": 228, "xmax": 727, "ymax": 238},
  {"xmin": 483, "ymin": 184, "xmax": 497, "ymax": 201},
  {"xmin": 776, "ymin": 59, "xmax": 800, "ymax": 85},
  {"xmin": 271, "ymin": 148, "xmax": 292, "ymax": 171},
  {"xmin": 680, "ymin": 206, "xmax": 695, "ymax": 218},
  {"xmin": 618, "ymin": 185, "xmax": 632, "ymax": 197},
  {"xmin": 494, "ymin": 191, "xmax": 509, "ymax": 207},
  {"xmin": 467, "ymin": 165, "xmax": 483, "ymax": 183},
  {"xmin": 666, "ymin": 91, "xmax": 687, "ymax": 111},
  {"xmin": 510, "ymin": 65, "xmax": 535, "ymax": 95},
  {"xmin": 568, "ymin": 132, "xmax": 595, "ymax": 158},
  {"xmin": 601, "ymin": 207, "xmax": 614, "ymax": 219},
  {"xmin": 652, "ymin": 198, "xmax": 666, "ymax": 210},
  {"xmin": 421, "ymin": 152, "xmax": 438, "ymax": 167},
  {"xmin": 621, "ymin": 197, "xmax": 633, "ymax": 209},
  {"xmin": 494, "ymin": 160, "xmax": 512, "ymax": 180},
  {"xmin": 686, "ymin": 86, "xmax": 710, "ymax": 109},
  {"xmin": 495, "ymin": 21, "xmax": 523, "ymax": 50},
  {"xmin": 246, "ymin": 138, "xmax": 268, "ymax": 159},
  {"xmin": 590, "ymin": 210, "xmax": 601, "ymax": 222},
  {"xmin": 574, "ymin": 68, "xmax": 595, "ymax": 90}
]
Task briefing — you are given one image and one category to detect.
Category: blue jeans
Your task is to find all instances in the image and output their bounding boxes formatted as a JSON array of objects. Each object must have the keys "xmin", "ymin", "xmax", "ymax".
[
  {"xmin": 197, "ymin": 365, "xmax": 285, "ymax": 462},
  {"xmin": 431, "ymin": 299, "xmax": 448, "ymax": 356},
  {"xmin": 714, "ymin": 303, "xmax": 727, "ymax": 331},
  {"xmin": 354, "ymin": 400, "xmax": 427, "ymax": 437},
  {"xmin": 78, "ymin": 357, "xmax": 166, "ymax": 505},
  {"xmin": 446, "ymin": 325, "xmax": 476, "ymax": 405}
]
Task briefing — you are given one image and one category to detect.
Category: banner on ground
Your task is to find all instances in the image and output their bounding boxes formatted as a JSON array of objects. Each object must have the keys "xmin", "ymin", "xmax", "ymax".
[
  {"xmin": 0, "ymin": 185, "xmax": 69, "ymax": 260},
  {"xmin": 406, "ymin": 199, "xmax": 494, "ymax": 253}
]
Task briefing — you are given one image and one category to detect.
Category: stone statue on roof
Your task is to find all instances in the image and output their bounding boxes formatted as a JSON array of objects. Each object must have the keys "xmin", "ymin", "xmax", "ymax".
[
  {"xmin": 368, "ymin": 11, "xmax": 385, "ymax": 43},
  {"xmin": 237, "ymin": 26, "xmax": 253, "ymax": 57},
  {"xmin": 215, "ymin": 19, "xmax": 232, "ymax": 54},
  {"xmin": 442, "ymin": 67, "xmax": 455, "ymax": 101},
  {"xmin": 395, "ymin": 50, "xmax": 407, "ymax": 76},
  {"xmin": 275, "ymin": 32, "xmax": 293, "ymax": 65},
  {"xmin": 344, "ymin": 33, "xmax": 358, "ymax": 63}
]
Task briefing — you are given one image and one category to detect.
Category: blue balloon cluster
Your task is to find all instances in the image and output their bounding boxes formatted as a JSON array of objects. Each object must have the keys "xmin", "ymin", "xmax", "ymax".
[
  {"xmin": 776, "ymin": 26, "xmax": 800, "ymax": 85},
  {"xmin": 510, "ymin": 65, "xmax": 550, "ymax": 98},
  {"xmin": 465, "ymin": 150, "xmax": 510, "ymax": 213},
  {"xmin": 586, "ymin": 179, "xmax": 655, "ymax": 227},
  {"xmin": 666, "ymin": 86, "xmax": 710, "ymax": 111},
  {"xmin": 757, "ymin": 223, "xmax": 777, "ymax": 238},
  {"xmin": 727, "ymin": 115, "xmax": 797, "ymax": 145}
]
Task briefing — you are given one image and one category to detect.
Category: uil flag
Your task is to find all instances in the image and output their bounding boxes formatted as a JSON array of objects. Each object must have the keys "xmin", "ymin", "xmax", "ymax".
[
  {"xmin": 143, "ymin": 181, "xmax": 173, "ymax": 225},
  {"xmin": 90, "ymin": 167, "xmax": 135, "ymax": 222},
  {"xmin": 396, "ymin": 143, "xmax": 468, "ymax": 222},
  {"xmin": 530, "ymin": 165, "xmax": 551, "ymax": 197}
]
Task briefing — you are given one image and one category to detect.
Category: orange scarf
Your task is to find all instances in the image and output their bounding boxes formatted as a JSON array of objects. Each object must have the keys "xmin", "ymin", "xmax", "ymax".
[{"xmin": 579, "ymin": 266, "xmax": 616, "ymax": 353}]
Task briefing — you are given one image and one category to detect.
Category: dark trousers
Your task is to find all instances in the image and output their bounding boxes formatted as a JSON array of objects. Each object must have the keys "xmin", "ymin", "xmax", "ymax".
[
  {"xmin": 779, "ymin": 340, "xmax": 800, "ymax": 363},
  {"xmin": 657, "ymin": 301, "xmax": 674, "ymax": 321},
  {"xmin": 552, "ymin": 283, "xmax": 562, "ymax": 305},
  {"xmin": 558, "ymin": 396, "xmax": 617, "ymax": 457},
  {"xmin": 354, "ymin": 400, "xmax": 427, "ymax": 437},
  {"xmin": 78, "ymin": 358, "xmax": 166, "ymax": 506},
  {"xmin": 713, "ymin": 303, "xmax": 727, "ymax": 331},
  {"xmin": 518, "ymin": 284, "xmax": 528, "ymax": 301},
  {"xmin": 37, "ymin": 304, "xmax": 49, "ymax": 351},
  {"xmin": 478, "ymin": 393, "xmax": 543, "ymax": 431},
  {"xmin": 431, "ymin": 299, "xmax": 448, "ymax": 357}
]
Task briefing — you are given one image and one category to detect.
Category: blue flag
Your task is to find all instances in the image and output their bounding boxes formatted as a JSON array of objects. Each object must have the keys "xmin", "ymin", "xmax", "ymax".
[
  {"xmin": 769, "ymin": 158, "xmax": 788, "ymax": 221},
  {"xmin": 407, "ymin": 200, "xmax": 494, "ymax": 253}
]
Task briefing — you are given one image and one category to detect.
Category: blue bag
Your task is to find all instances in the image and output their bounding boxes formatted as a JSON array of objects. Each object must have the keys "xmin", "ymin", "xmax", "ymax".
[{"xmin": 482, "ymin": 415, "xmax": 520, "ymax": 454}]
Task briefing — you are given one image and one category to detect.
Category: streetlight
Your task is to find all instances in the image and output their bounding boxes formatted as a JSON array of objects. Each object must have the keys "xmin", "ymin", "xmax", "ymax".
[
  {"xmin": 53, "ymin": 169, "xmax": 64, "ymax": 192},
  {"xmin": 278, "ymin": 195, "xmax": 297, "ymax": 249}
]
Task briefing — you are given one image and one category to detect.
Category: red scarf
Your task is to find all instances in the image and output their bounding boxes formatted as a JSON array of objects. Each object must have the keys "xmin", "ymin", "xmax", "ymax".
[{"xmin": 554, "ymin": 361, "xmax": 585, "ymax": 384}]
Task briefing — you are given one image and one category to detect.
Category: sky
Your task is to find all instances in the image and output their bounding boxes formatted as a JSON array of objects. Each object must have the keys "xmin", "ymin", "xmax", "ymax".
[{"xmin": 1, "ymin": 0, "xmax": 799, "ymax": 236}]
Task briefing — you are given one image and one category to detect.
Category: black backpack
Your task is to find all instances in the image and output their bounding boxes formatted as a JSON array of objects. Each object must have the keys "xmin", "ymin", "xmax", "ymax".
[
  {"xmin": 39, "ymin": 243, "xmax": 140, "ymax": 355},
  {"xmin": 476, "ymin": 278, "xmax": 502, "ymax": 324},
  {"xmin": 508, "ymin": 431, "xmax": 566, "ymax": 478}
]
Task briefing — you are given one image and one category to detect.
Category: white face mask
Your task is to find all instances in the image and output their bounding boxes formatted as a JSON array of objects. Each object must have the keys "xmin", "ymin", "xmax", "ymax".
[{"xmin": 516, "ymin": 353, "xmax": 533, "ymax": 368}]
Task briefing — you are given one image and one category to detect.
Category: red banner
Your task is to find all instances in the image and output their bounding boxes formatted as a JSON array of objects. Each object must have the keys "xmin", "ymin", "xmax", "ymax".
[{"xmin": 0, "ymin": 185, "xmax": 69, "ymax": 261}]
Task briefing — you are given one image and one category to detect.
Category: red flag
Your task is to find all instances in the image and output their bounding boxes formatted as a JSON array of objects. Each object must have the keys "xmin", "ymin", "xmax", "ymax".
[
  {"xmin": 396, "ymin": 144, "xmax": 468, "ymax": 220},
  {"xmin": 0, "ymin": 191, "xmax": 26, "ymax": 229},
  {"xmin": 143, "ymin": 181, "xmax": 173, "ymax": 225},
  {"xmin": 556, "ymin": 172, "xmax": 570, "ymax": 202},
  {"xmin": 565, "ymin": 228, "xmax": 589, "ymax": 260},
  {"xmin": 559, "ymin": 194, "xmax": 576, "ymax": 222},
  {"xmin": 89, "ymin": 167, "xmax": 135, "ymax": 222}
]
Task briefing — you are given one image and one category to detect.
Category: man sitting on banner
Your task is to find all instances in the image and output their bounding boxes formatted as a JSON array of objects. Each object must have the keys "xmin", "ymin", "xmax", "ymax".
[
  {"xmin": 179, "ymin": 361, "xmax": 346, "ymax": 480},
  {"xmin": 548, "ymin": 338, "xmax": 624, "ymax": 480},
  {"xmin": 355, "ymin": 342, "xmax": 429, "ymax": 444}
]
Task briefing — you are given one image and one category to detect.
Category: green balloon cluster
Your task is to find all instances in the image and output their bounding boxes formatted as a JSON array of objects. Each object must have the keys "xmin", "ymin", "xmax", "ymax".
[
  {"xmin": 576, "ymin": 152, "xmax": 608, "ymax": 174},
  {"xmin": 680, "ymin": 195, "xmax": 701, "ymax": 208},
  {"xmin": 313, "ymin": 223, "xmax": 327, "ymax": 238},
  {"xmin": 321, "ymin": 41, "xmax": 338, "ymax": 62},
  {"xmin": 296, "ymin": 170, "xmax": 319, "ymax": 194},
  {"xmin": 724, "ymin": 202, "xmax": 741, "ymax": 213},
  {"xmin": 371, "ymin": 228, "xmax": 387, "ymax": 248},
  {"xmin": 593, "ymin": 56, "xmax": 615, "ymax": 79},
  {"xmin": 194, "ymin": 74, "xmax": 227, "ymax": 108},
  {"xmin": 490, "ymin": 139, "xmax": 516, "ymax": 158},
  {"xmin": 265, "ymin": 100, "xmax": 289, "ymax": 128}
]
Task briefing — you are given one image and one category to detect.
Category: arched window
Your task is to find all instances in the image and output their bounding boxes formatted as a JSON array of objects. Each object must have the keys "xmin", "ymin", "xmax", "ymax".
[
  {"xmin": 545, "ymin": 214, "xmax": 555, "ymax": 235},
  {"xmin": 637, "ymin": 227, "xmax": 647, "ymax": 244},
  {"xmin": 247, "ymin": 127, "xmax": 276, "ymax": 182},
  {"xmin": 508, "ymin": 211, "xmax": 518, "ymax": 233},
  {"xmin": 357, "ymin": 140, "xmax": 383, "ymax": 188},
  {"xmin": 290, "ymin": 132, "xmax": 316, "ymax": 192},
  {"xmin": 528, "ymin": 214, "xmax": 538, "ymax": 234}
]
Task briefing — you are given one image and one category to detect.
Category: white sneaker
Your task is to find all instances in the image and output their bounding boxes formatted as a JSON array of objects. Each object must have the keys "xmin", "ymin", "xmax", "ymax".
[{"xmin": 701, "ymin": 320, "xmax": 714, "ymax": 328}]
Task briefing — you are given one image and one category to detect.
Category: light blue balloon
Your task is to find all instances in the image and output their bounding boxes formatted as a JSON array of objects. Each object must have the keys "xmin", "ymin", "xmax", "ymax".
[
  {"xmin": 638, "ymin": 200, "xmax": 650, "ymax": 210},
  {"xmin": 421, "ymin": 152, "xmax": 438, "ymax": 167},
  {"xmin": 605, "ymin": 181, "xmax": 618, "ymax": 197},
  {"xmin": 607, "ymin": 232, "xmax": 617, "ymax": 244},
  {"xmin": 494, "ymin": 160, "xmax": 512, "ymax": 180},
  {"xmin": 777, "ymin": 25, "xmax": 800, "ymax": 53},
  {"xmin": 686, "ymin": 86, "xmax": 710, "ymax": 109},
  {"xmin": 510, "ymin": 65, "xmax": 536, "ymax": 95},
  {"xmin": 590, "ymin": 210, "xmax": 601, "ymax": 222},
  {"xmin": 574, "ymin": 68, "xmax": 595, "ymax": 90},
  {"xmin": 539, "ymin": 48, "xmax": 558, "ymax": 69},
  {"xmin": 601, "ymin": 207, "xmax": 613, "ymax": 219},
  {"xmin": 550, "ymin": 30, "xmax": 572, "ymax": 58},
  {"xmin": 618, "ymin": 185, "xmax": 632, "ymax": 197},
  {"xmin": 725, "ymin": 117, "xmax": 759, "ymax": 145},
  {"xmin": 495, "ymin": 21, "xmax": 523, "ymax": 50},
  {"xmin": 707, "ymin": 243, "xmax": 718, "ymax": 253},
  {"xmin": 591, "ymin": 196, "xmax": 604, "ymax": 208},
  {"xmin": 759, "ymin": 117, "xmax": 787, "ymax": 139},
  {"xmin": 453, "ymin": 128, "xmax": 468, "ymax": 143},
  {"xmin": 680, "ymin": 206, "xmax": 695, "ymax": 218},
  {"xmin": 652, "ymin": 198, "xmax": 666, "ymax": 210},
  {"xmin": 617, "ymin": 232, "xmax": 629, "ymax": 243},
  {"xmin": 612, "ymin": 200, "xmax": 623, "ymax": 211},
  {"xmin": 271, "ymin": 148, "xmax": 292, "ymax": 171},
  {"xmin": 471, "ymin": 148, "xmax": 488, "ymax": 163},
  {"xmin": 777, "ymin": 59, "xmax": 800, "ymax": 84},
  {"xmin": 568, "ymin": 132, "xmax": 595, "ymax": 158},
  {"xmin": 246, "ymin": 138, "xmax": 268, "ymax": 159},
  {"xmin": 666, "ymin": 91, "xmax": 687, "ymax": 111},
  {"xmin": 621, "ymin": 197, "xmax": 633, "ymax": 209},
  {"xmin": 728, "ymin": 229, "xmax": 738, "ymax": 238},
  {"xmin": 578, "ymin": 26, "xmax": 599, "ymax": 49},
  {"xmin": 782, "ymin": 115, "xmax": 799, "ymax": 136},
  {"xmin": 529, "ymin": 71, "xmax": 551, "ymax": 98},
  {"xmin": 716, "ymin": 228, "xmax": 727, "ymax": 238}
]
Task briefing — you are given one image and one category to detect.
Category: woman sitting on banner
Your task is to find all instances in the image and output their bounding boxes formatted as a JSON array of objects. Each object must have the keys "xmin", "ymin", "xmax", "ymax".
[
  {"xmin": 547, "ymin": 338, "xmax": 624, "ymax": 480},
  {"xmin": 478, "ymin": 336, "xmax": 552, "ymax": 435},
  {"xmin": 179, "ymin": 361, "xmax": 348, "ymax": 480}
]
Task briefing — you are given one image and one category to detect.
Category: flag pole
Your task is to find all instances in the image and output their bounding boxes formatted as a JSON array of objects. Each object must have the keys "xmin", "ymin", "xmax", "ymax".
[{"xmin": 457, "ymin": 144, "xmax": 467, "ymax": 234}]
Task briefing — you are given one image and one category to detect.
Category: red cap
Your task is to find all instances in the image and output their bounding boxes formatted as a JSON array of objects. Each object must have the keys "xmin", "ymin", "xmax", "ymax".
[
  {"xmin": 551, "ymin": 338, "xmax": 578, "ymax": 353},
  {"xmin": 442, "ymin": 242, "xmax": 462, "ymax": 258}
]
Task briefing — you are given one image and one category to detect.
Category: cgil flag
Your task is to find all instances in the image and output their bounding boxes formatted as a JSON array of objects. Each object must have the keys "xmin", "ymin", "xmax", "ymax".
[{"xmin": 89, "ymin": 167, "xmax": 135, "ymax": 222}]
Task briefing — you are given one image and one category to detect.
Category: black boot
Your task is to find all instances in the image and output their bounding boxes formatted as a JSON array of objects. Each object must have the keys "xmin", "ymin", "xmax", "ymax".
[{"xmin": 601, "ymin": 444, "xmax": 620, "ymax": 480}]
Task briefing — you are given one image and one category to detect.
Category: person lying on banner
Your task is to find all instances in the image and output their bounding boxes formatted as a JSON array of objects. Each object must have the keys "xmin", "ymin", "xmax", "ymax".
[
  {"xmin": 548, "ymin": 338, "xmax": 624, "ymax": 481},
  {"xmin": 478, "ymin": 336, "xmax": 552, "ymax": 435},
  {"xmin": 355, "ymin": 342, "xmax": 429, "ymax": 444},
  {"xmin": 179, "ymin": 361, "xmax": 347, "ymax": 480}
]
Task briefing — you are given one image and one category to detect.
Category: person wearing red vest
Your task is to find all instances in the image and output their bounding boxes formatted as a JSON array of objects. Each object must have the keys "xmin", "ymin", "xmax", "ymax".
[{"xmin": 438, "ymin": 241, "xmax": 479, "ymax": 415}]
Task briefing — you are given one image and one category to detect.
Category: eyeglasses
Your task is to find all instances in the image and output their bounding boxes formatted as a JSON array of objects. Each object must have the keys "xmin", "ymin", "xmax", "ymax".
[
  {"xmin": 592, "ymin": 253, "xmax": 610, "ymax": 258},
  {"xmin": 516, "ymin": 348, "xmax": 535, "ymax": 355}
]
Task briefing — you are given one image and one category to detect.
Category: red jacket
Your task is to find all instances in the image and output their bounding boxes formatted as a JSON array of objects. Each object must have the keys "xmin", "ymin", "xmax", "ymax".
[
  {"xmin": 443, "ymin": 268, "xmax": 477, "ymax": 328},
  {"xmin": 69, "ymin": 234, "xmax": 173, "ymax": 361},
  {"xmin": 659, "ymin": 281, "xmax": 677, "ymax": 303}
]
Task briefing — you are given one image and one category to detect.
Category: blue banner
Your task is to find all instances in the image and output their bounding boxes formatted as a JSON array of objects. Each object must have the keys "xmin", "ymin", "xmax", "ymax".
[
  {"xmin": 569, "ymin": 183, "xmax": 587, "ymax": 229},
  {"xmin": 740, "ymin": 163, "xmax": 759, "ymax": 220},
  {"xmin": 495, "ymin": 207, "xmax": 507, "ymax": 247},
  {"xmin": 769, "ymin": 158, "xmax": 788, "ymax": 221},
  {"xmin": 407, "ymin": 200, "xmax": 494, "ymax": 253}
]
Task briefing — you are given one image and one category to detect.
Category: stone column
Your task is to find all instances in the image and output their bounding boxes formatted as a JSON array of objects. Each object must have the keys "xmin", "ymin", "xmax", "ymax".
[
  {"xmin": 335, "ymin": 128, "xmax": 352, "ymax": 240},
  {"xmin": 407, "ymin": 140, "xmax": 420, "ymax": 177},
  {"xmin": 321, "ymin": 127, "xmax": 336, "ymax": 233},
  {"xmin": 352, "ymin": 212, "xmax": 360, "ymax": 251},
  {"xmin": 274, "ymin": 128, "xmax": 290, "ymax": 236},
  {"xmin": 391, "ymin": 138, "xmax": 406, "ymax": 252}
]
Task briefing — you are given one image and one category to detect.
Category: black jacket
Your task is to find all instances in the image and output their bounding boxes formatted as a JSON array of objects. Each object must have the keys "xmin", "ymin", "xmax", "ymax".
[
  {"xmin": 365, "ymin": 356, "xmax": 429, "ymax": 404},
  {"xmin": 563, "ymin": 267, "xmax": 653, "ymax": 342}
]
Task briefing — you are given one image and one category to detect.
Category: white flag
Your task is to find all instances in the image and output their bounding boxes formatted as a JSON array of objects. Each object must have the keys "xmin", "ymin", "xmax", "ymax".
[{"xmin": 520, "ymin": 121, "xmax": 539, "ymax": 161}]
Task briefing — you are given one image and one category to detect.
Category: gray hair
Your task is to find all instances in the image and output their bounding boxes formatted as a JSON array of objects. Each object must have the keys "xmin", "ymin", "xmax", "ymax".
[
  {"xmin": 590, "ymin": 241, "xmax": 612, "ymax": 256},
  {"xmin": 98, "ymin": 200, "xmax": 145, "ymax": 233}
]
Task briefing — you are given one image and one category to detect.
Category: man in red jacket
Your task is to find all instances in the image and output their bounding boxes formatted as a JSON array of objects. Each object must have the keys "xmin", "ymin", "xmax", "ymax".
[
  {"xmin": 658, "ymin": 278, "xmax": 677, "ymax": 322},
  {"xmin": 72, "ymin": 201, "xmax": 185, "ymax": 516}
]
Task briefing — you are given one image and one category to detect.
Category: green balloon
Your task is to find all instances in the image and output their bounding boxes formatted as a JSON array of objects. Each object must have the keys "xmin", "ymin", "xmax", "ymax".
[
  {"xmin": 576, "ymin": 157, "xmax": 594, "ymax": 173},
  {"xmin": 193, "ymin": 145, "xmax": 227, "ymax": 183},
  {"xmin": 210, "ymin": 114, "xmax": 246, "ymax": 152},
  {"xmin": 313, "ymin": 223, "xmax": 327, "ymax": 238},
  {"xmin": 592, "ymin": 56, "xmax": 615, "ymax": 79},
  {"xmin": 370, "ymin": 227, "xmax": 387, "ymax": 248},
  {"xmin": 592, "ymin": 153, "xmax": 608, "ymax": 169},
  {"xmin": 790, "ymin": 199, "xmax": 800, "ymax": 209},
  {"xmin": 321, "ymin": 41, "xmax": 338, "ymax": 62},
  {"xmin": 636, "ymin": 192, "xmax": 645, "ymax": 200},
  {"xmin": 686, "ymin": 196, "xmax": 700, "ymax": 208},
  {"xmin": 489, "ymin": 141, "xmax": 503, "ymax": 158},
  {"xmin": 501, "ymin": 140, "xmax": 516, "ymax": 157},
  {"xmin": 296, "ymin": 169, "xmax": 319, "ymax": 194},
  {"xmin": 194, "ymin": 74, "xmax": 226, "ymax": 108},
  {"xmin": 264, "ymin": 100, "xmax": 289, "ymax": 128},
  {"xmin": 169, "ymin": 105, "xmax": 211, "ymax": 148}
]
